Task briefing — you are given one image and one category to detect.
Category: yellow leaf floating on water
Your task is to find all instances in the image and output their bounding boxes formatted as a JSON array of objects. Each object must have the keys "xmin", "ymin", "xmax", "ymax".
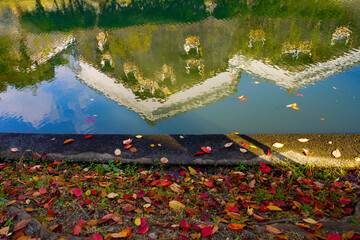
[
  {"xmin": 286, "ymin": 103, "xmax": 300, "ymax": 110},
  {"xmin": 188, "ymin": 166, "xmax": 197, "ymax": 175},
  {"xmin": 135, "ymin": 135, "xmax": 143, "ymax": 138},
  {"xmin": 298, "ymin": 138, "xmax": 309, "ymax": 143},
  {"xmin": 169, "ymin": 200, "xmax": 185, "ymax": 212},
  {"xmin": 224, "ymin": 142, "xmax": 233, "ymax": 148}
]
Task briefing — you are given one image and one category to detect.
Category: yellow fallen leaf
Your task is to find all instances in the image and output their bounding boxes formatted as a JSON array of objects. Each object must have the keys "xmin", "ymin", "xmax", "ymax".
[
  {"xmin": 302, "ymin": 218, "xmax": 318, "ymax": 224},
  {"xmin": 134, "ymin": 218, "xmax": 141, "ymax": 226},
  {"xmin": 188, "ymin": 166, "xmax": 197, "ymax": 175},
  {"xmin": 169, "ymin": 200, "xmax": 185, "ymax": 212},
  {"xmin": 0, "ymin": 226, "xmax": 9, "ymax": 236},
  {"xmin": 85, "ymin": 190, "xmax": 91, "ymax": 196},
  {"xmin": 150, "ymin": 144, "xmax": 155, "ymax": 147},
  {"xmin": 135, "ymin": 135, "xmax": 143, "ymax": 138},
  {"xmin": 292, "ymin": 106, "xmax": 300, "ymax": 110},
  {"xmin": 267, "ymin": 205, "xmax": 282, "ymax": 211},
  {"xmin": 250, "ymin": 145, "xmax": 257, "ymax": 149}
]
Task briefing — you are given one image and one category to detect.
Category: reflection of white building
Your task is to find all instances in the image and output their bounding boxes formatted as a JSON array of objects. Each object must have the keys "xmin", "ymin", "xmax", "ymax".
[
  {"xmin": 228, "ymin": 48, "xmax": 360, "ymax": 90},
  {"xmin": 77, "ymin": 61, "xmax": 238, "ymax": 122}
]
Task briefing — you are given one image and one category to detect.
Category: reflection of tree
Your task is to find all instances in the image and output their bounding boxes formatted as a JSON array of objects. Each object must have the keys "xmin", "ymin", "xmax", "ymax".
[
  {"xmin": 19, "ymin": 0, "xmax": 96, "ymax": 32},
  {"xmin": 98, "ymin": 0, "xmax": 208, "ymax": 28}
]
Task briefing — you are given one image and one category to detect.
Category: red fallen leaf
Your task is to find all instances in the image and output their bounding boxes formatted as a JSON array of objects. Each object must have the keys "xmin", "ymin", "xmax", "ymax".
[
  {"xmin": 307, "ymin": 171, "xmax": 313, "ymax": 177},
  {"xmin": 137, "ymin": 190, "xmax": 146, "ymax": 199},
  {"xmin": 40, "ymin": 152, "xmax": 47, "ymax": 160},
  {"xmin": 200, "ymin": 193, "xmax": 208, "ymax": 199},
  {"xmin": 241, "ymin": 143, "xmax": 248, "ymax": 147},
  {"xmin": 124, "ymin": 144, "xmax": 132, "ymax": 149},
  {"xmin": 137, "ymin": 225, "xmax": 149, "ymax": 234},
  {"xmin": 180, "ymin": 171, "xmax": 186, "ymax": 177},
  {"xmin": 179, "ymin": 219, "xmax": 188, "ymax": 228},
  {"xmin": 331, "ymin": 182, "xmax": 343, "ymax": 188},
  {"xmin": 86, "ymin": 199, "xmax": 93, "ymax": 205},
  {"xmin": 303, "ymin": 179, "xmax": 311, "ymax": 185},
  {"xmin": 50, "ymin": 223, "xmax": 63, "ymax": 233},
  {"xmin": 140, "ymin": 218, "xmax": 146, "ymax": 227},
  {"xmin": 39, "ymin": 188, "xmax": 47, "ymax": 194},
  {"xmin": 201, "ymin": 146, "xmax": 211, "ymax": 153},
  {"xmin": 337, "ymin": 196, "xmax": 352, "ymax": 205},
  {"xmin": 227, "ymin": 212, "xmax": 242, "ymax": 220},
  {"xmin": 92, "ymin": 233, "xmax": 103, "ymax": 240},
  {"xmin": 253, "ymin": 213, "xmax": 269, "ymax": 222},
  {"xmin": 91, "ymin": 189, "xmax": 98, "ymax": 195},
  {"xmin": 327, "ymin": 233, "xmax": 342, "ymax": 240},
  {"xmin": 265, "ymin": 225, "xmax": 283, "ymax": 234},
  {"xmin": 296, "ymin": 188, "xmax": 305, "ymax": 196},
  {"xmin": 227, "ymin": 223, "xmax": 245, "ymax": 230},
  {"xmin": 13, "ymin": 219, "xmax": 32, "ymax": 232},
  {"xmin": 266, "ymin": 148, "xmax": 272, "ymax": 155},
  {"xmin": 84, "ymin": 135, "xmax": 94, "ymax": 139},
  {"xmin": 344, "ymin": 207, "xmax": 354, "ymax": 215},
  {"xmin": 178, "ymin": 235, "xmax": 190, "ymax": 240},
  {"xmin": 249, "ymin": 179, "xmax": 256, "ymax": 188},
  {"xmin": 295, "ymin": 223, "xmax": 311, "ymax": 229},
  {"xmin": 204, "ymin": 181, "xmax": 214, "ymax": 187},
  {"xmin": 63, "ymin": 139, "xmax": 74, "ymax": 145},
  {"xmin": 194, "ymin": 151, "xmax": 206, "ymax": 156},
  {"xmin": 47, "ymin": 209, "xmax": 55, "ymax": 216},
  {"xmin": 202, "ymin": 226, "xmax": 213, "ymax": 237},
  {"xmin": 70, "ymin": 188, "xmax": 83, "ymax": 197},
  {"xmin": 77, "ymin": 219, "xmax": 87, "ymax": 226},
  {"xmin": 74, "ymin": 225, "xmax": 81, "ymax": 235}
]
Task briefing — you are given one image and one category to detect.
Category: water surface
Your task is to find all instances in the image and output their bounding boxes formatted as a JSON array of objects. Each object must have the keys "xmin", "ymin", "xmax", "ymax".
[{"xmin": 0, "ymin": 0, "xmax": 359, "ymax": 134}]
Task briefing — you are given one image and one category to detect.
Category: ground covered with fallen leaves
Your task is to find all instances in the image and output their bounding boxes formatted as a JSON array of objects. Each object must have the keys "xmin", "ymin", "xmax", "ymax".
[{"xmin": 1, "ymin": 159, "xmax": 360, "ymax": 240}]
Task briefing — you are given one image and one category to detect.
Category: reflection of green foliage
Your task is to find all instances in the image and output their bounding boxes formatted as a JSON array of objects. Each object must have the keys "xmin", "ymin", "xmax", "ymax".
[
  {"xmin": 0, "ymin": 36, "xmax": 71, "ymax": 93},
  {"xmin": 98, "ymin": 0, "xmax": 208, "ymax": 28},
  {"xmin": 20, "ymin": 0, "xmax": 96, "ymax": 32},
  {"xmin": 213, "ymin": 0, "xmax": 343, "ymax": 20}
]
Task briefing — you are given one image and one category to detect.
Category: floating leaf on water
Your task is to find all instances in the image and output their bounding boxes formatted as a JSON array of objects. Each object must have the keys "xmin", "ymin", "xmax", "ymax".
[
  {"xmin": 63, "ymin": 139, "xmax": 74, "ymax": 145},
  {"xmin": 332, "ymin": 148, "xmax": 341, "ymax": 158},
  {"xmin": 129, "ymin": 147, "xmax": 137, "ymax": 152},
  {"xmin": 135, "ymin": 135, "xmax": 143, "ymax": 138},
  {"xmin": 296, "ymin": 94, "xmax": 304, "ymax": 97},
  {"xmin": 86, "ymin": 117, "xmax": 95, "ymax": 123},
  {"xmin": 114, "ymin": 149, "xmax": 121, "ymax": 156},
  {"xmin": 10, "ymin": 147, "xmax": 19, "ymax": 152},
  {"xmin": 240, "ymin": 148, "xmax": 248, "ymax": 153},
  {"xmin": 253, "ymin": 81, "xmax": 260, "ymax": 84},
  {"xmin": 272, "ymin": 143, "xmax": 284, "ymax": 148},
  {"xmin": 124, "ymin": 144, "xmax": 132, "ymax": 149},
  {"xmin": 238, "ymin": 95, "xmax": 246, "ymax": 101},
  {"xmin": 179, "ymin": 135, "xmax": 185, "ymax": 139},
  {"xmin": 298, "ymin": 138, "xmax": 309, "ymax": 142},
  {"xmin": 224, "ymin": 142, "xmax": 233, "ymax": 148},
  {"xmin": 201, "ymin": 146, "xmax": 212, "ymax": 153},
  {"xmin": 320, "ymin": 118, "xmax": 325, "ymax": 120},
  {"xmin": 84, "ymin": 135, "xmax": 94, "ymax": 139},
  {"xmin": 150, "ymin": 144, "xmax": 155, "ymax": 147},
  {"xmin": 286, "ymin": 103, "xmax": 297, "ymax": 108}
]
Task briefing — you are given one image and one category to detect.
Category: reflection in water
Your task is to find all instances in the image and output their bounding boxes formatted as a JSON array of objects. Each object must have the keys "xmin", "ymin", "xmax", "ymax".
[{"xmin": 0, "ymin": 0, "xmax": 360, "ymax": 132}]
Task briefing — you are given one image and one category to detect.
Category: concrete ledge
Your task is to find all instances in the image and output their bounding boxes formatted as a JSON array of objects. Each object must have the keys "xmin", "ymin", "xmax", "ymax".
[{"xmin": 0, "ymin": 133, "xmax": 359, "ymax": 167}]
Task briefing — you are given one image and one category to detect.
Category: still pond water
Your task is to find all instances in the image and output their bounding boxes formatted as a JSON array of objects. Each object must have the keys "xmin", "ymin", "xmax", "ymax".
[{"xmin": 0, "ymin": 0, "xmax": 360, "ymax": 134}]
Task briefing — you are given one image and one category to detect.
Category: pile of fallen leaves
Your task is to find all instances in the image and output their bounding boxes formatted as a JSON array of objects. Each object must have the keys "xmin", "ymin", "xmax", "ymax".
[{"xmin": 0, "ymin": 160, "xmax": 360, "ymax": 240}]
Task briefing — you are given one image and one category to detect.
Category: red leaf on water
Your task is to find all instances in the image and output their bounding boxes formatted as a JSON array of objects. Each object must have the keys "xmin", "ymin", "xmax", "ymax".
[
  {"xmin": 124, "ymin": 144, "xmax": 132, "ymax": 149},
  {"xmin": 39, "ymin": 188, "xmax": 47, "ymax": 194},
  {"xmin": 327, "ymin": 233, "xmax": 342, "ymax": 240},
  {"xmin": 296, "ymin": 94, "xmax": 304, "ymax": 97},
  {"xmin": 202, "ymin": 226, "xmax": 213, "ymax": 237},
  {"xmin": 137, "ymin": 225, "xmax": 149, "ymax": 234},
  {"xmin": 194, "ymin": 151, "xmax": 205, "ymax": 156},
  {"xmin": 92, "ymin": 233, "xmax": 103, "ymax": 240},
  {"xmin": 70, "ymin": 188, "xmax": 83, "ymax": 197},
  {"xmin": 84, "ymin": 135, "xmax": 94, "ymax": 139},
  {"xmin": 74, "ymin": 225, "xmax": 81, "ymax": 236}
]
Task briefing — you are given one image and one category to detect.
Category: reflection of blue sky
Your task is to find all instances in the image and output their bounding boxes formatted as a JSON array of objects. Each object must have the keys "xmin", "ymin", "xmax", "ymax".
[{"xmin": 0, "ymin": 63, "xmax": 360, "ymax": 134}]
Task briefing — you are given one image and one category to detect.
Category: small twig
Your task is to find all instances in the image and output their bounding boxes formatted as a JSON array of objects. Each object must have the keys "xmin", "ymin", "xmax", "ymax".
[{"xmin": 77, "ymin": 202, "xmax": 90, "ymax": 220}]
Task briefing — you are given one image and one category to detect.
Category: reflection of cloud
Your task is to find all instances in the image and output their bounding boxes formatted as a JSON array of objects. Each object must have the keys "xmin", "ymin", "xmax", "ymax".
[{"xmin": 0, "ymin": 86, "xmax": 59, "ymax": 128}]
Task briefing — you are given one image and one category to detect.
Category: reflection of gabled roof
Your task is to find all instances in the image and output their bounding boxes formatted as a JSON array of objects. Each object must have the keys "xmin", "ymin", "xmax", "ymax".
[
  {"xmin": 77, "ymin": 61, "xmax": 238, "ymax": 122},
  {"xmin": 228, "ymin": 48, "xmax": 360, "ymax": 89}
]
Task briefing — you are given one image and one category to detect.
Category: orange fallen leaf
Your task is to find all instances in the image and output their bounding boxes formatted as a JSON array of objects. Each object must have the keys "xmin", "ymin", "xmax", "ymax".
[
  {"xmin": 265, "ymin": 225, "xmax": 283, "ymax": 234},
  {"xmin": 129, "ymin": 147, "xmax": 137, "ymax": 152},
  {"xmin": 238, "ymin": 96, "xmax": 246, "ymax": 100},
  {"xmin": 63, "ymin": 139, "xmax": 74, "ymax": 145},
  {"xmin": 227, "ymin": 223, "xmax": 245, "ymax": 230}
]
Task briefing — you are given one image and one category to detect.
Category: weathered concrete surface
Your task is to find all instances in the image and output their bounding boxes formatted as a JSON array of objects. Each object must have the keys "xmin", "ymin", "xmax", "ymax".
[{"xmin": 0, "ymin": 133, "xmax": 359, "ymax": 166}]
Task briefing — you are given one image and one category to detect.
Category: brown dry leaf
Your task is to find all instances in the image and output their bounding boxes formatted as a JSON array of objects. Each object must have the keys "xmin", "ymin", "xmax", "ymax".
[
  {"xmin": 277, "ymin": 235, "xmax": 289, "ymax": 240},
  {"xmin": 25, "ymin": 207, "xmax": 35, "ymax": 212},
  {"xmin": 87, "ymin": 220, "xmax": 98, "ymax": 226},
  {"xmin": 129, "ymin": 147, "xmax": 137, "ymax": 153},
  {"xmin": 13, "ymin": 219, "xmax": 32, "ymax": 232},
  {"xmin": 332, "ymin": 148, "xmax": 341, "ymax": 158},
  {"xmin": 247, "ymin": 207, "xmax": 254, "ymax": 216},
  {"xmin": 170, "ymin": 183, "xmax": 182, "ymax": 193},
  {"xmin": 114, "ymin": 149, "xmax": 121, "ymax": 156},
  {"xmin": 191, "ymin": 233, "xmax": 201, "ymax": 239},
  {"xmin": 302, "ymin": 218, "xmax": 318, "ymax": 224},
  {"xmin": 227, "ymin": 212, "xmax": 242, "ymax": 220},
  {"xmin": 107, "ymin": 193, "xmax": 119, "ymax": 199},
  {"xmin": 0, "ymin": 226, "xmax": 9, "ymax": 236},
  {"xmin": 303, "ymin": 149, "xmax": 310, "ymax": 156},
  {"xmin": 265, "ymin": 225, "xmax": 283, "ymax": 234},
  {"xmin": 305, "ymin": 233, "xmax": 318, "ymax": 240},
  {"xmin": 343, "ymin": 230, "xmax": 355, "ymax": 239},
  {"xmin": 224, "ymin": 142, "xmax": 233, "ymax": 148},
  {"xmin": 169, "ymin": 200, "xmax": 185, "ymax": 212}
]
